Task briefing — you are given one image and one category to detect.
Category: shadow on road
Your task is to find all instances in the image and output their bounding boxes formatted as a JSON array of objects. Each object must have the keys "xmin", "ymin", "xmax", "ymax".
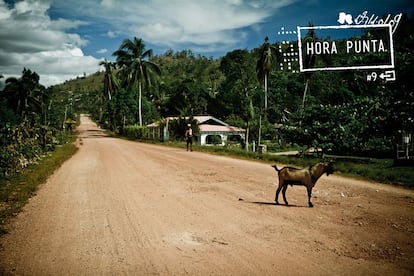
[
  {"xmin": 238, "ymin": 198, "xmax": 306, "ymax": 208},
  {"xmin": 77, "ymin": 128, "xmax": 108, "ymax": 139},
  {"xmin": 81, "ymin": 129, "xmax": 108, "ymax": 139}
]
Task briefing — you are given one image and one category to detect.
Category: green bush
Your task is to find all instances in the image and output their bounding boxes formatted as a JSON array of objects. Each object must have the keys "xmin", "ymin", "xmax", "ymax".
[
  {"xmin": 122, "ymin": 125, "xmax": 149, "ymax": 140},
  {"xmin": 0, "ymin": 125, "xmax": 73, "ymax": 179},
  {"xmin": 280, "ymin": 98, "xmax": 393, "ymax": 158}
]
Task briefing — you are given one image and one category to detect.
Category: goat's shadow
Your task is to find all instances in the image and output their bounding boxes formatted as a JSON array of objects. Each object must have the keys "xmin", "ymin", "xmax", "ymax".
[{"xmin": 238, "ymin": 198, "xmax": 307, "ymax": 208}]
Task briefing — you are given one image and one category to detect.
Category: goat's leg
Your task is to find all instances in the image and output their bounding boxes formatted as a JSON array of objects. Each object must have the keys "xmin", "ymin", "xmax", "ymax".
[
  {"xmin": 307, "ymin": 187, "xmax": 313, "ymax": 207},
  {"xmin": 275, "ymin": 181, "xmax": 283, "ymax": 205},
  {"xmin": 282, "ymin": 185, "xmax": 289, "ymax": 205}
]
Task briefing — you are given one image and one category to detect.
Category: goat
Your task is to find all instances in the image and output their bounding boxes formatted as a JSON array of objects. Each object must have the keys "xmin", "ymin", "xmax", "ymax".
[{"xmin": 271, "ymin": 163, "xmax": 333, "ymax": 207}]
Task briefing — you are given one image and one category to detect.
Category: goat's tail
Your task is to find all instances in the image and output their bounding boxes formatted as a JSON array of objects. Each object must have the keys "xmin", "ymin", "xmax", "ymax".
[{"xmin": 271, "ymin": 164, "xmax": 281, "ymax": 172}]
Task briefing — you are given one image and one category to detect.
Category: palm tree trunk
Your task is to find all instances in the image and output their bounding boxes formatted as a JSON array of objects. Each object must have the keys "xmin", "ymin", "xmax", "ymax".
[
  {"xmin": 302, "ymin": 79, "xmax": 309, "ymax": 110},
  {"xmin": 63, "ymin": 106, "xmax": 67, "ymax": 130},
  {"xmin": 258, "ymin": 113, "xmax": 262, "ymax": 147},
  {"xmin": 264, "ymin": 74, "xmax": 268, "ymax": 110},
  {"xmin": 138, "ymin": 81, "xmax": 142, "ymax": 126},
  {"xmin": 245, "ymin": 120, "xmax": 250, "ymax": 151}
]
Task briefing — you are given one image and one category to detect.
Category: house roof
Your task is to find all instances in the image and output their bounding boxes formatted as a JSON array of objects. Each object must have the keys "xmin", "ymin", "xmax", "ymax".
[
  {"xmin": 198, "ymin": 124, "xmax": 245, "ymax": 133},
  {"xmin": 193, "ymin": 116, "xmax": 229, "ymax": 126},
  {"xmin": 147, "ymin": 115, "xmax": 230, "ymax": 127},
  {"xmin": 147, "ymin": 115, "xmax": 245, "ymax": 133}
]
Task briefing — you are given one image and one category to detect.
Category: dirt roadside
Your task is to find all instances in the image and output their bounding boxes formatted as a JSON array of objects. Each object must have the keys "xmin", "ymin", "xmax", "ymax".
[{"xmin": 1, "ymin": 114, "xmax": 413, "ymax": 275}]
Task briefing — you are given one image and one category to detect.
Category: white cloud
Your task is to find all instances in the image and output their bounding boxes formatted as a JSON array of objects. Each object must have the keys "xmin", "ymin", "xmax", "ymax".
[
  {"xmin": 107, "ymin": 30, "xmax": 121, "ymax": 38},
  {"xmin": 0, "ymin": 0, "xmax": 101, "ymax": 86},
  {"xmin": 100, "ymin": 0, "xmax": 115, "ymax": 9},
  {"xmin": 117, "ymin": 0, "xmax": 288, "ymax": 48},
  {"xmin": 97, "ymin": 48, "xmax": 108, "ymax": 54},
  {"xmin": 54, "ymin": 0, "xmax": 296, "ymax": 53}
]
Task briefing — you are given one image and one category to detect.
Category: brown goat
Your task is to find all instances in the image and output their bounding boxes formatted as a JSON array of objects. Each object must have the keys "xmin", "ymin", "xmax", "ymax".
[{"xmin": 271, "ymin": 163, "xmax": 333, "ymax": 207}]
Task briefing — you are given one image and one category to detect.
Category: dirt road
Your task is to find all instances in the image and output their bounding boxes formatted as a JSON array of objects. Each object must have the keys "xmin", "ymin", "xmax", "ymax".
[{"xmin": 1, "ymin": 115, "xmax": 413, "ymax": 275}]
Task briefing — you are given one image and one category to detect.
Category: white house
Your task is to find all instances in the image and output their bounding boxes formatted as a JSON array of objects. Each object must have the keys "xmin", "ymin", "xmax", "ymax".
[{"xmin": 147, "ymin": 116, "xmax": 245, "ymax": 146}]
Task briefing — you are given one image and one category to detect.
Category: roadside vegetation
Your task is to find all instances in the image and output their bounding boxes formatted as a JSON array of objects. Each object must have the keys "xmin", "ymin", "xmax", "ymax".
[
  {"xmin": 0, "ymin": 140, "xmax": 77, "ymax": 235},
  {"xmin": 0, "ymin": 68, "xmax": 79, "ymax": 235},
  {"xmin": 0, "ymin": 69, "xmax": 78, "ymax": 179}
]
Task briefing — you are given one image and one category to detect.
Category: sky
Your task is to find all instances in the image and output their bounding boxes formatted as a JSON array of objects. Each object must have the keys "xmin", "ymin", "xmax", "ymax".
[{"xmin": 0, "ymin": 0, "xmax": 413, "ymax": 87}]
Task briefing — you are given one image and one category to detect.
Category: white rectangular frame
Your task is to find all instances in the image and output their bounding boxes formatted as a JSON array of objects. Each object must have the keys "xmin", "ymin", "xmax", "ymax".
[{"xmin": 297, "ymin": 24, "xmax": 394, "ymax": 72}]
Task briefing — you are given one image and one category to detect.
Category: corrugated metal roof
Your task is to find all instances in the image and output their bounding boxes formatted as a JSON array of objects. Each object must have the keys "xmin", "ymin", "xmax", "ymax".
[
  {"xmin": 198, "ymin": 124, "xmax": 245, "ymax": 133},
  {"xmin": 194, "ymin": 116, "xmax": 228, "ymax": 126},
  {"xmin": 147, "ymin": 116, "xmax": 244, "ymax": 132}
]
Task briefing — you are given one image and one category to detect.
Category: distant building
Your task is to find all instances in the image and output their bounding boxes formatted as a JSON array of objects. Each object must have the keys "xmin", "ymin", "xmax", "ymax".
[{"xmin": 147, "ymin": 116, "xmax": 245, "ymax": 146}]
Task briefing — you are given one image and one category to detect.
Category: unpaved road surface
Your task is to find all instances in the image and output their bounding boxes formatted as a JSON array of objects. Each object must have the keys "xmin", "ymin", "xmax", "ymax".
[{"xmin": 1, "ymin": 115, "xmax": 414, "ymax": 275}]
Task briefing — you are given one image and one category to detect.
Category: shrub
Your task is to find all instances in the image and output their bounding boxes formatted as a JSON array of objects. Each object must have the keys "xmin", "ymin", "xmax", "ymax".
[{"xmin": 122, "ymin": 125, "xmax": 149, "ymax": 140}]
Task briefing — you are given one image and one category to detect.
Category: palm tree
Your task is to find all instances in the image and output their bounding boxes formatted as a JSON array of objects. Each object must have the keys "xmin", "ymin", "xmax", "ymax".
[
  {"xmin": 99, "ymin": 59, "xmax": 119, "ymax": 101},
  {"xmin": 256, "ymin": 36, "xmax": 277, "ymax": 110},
  {"xmin": 113, "ymin": 37, "xmax": 161, "ymax": 126},
  {"xmin": 256, "ymin": 37, "xmax": 277, "ymax": 147},
  {"xmin": 1, "ymin": 68, "xmax": 41, "ymax": 119}
]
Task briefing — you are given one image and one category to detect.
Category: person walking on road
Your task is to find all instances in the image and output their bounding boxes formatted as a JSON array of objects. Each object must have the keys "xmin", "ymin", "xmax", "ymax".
[{"xmin": 185, "ymin": 124, "xmax": 193, "ymax": 151}]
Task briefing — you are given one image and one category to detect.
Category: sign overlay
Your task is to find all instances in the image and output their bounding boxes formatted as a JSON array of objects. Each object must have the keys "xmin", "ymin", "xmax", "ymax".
[{"xmin": 297, "ymin": 24, "xmax": 394, "ymax": 72}]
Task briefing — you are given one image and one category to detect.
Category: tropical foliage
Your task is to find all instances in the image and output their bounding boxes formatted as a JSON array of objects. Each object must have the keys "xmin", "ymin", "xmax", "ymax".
[{"xmin": 0, "ymin": 68, "xmax": 75, "ymax": 178}]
